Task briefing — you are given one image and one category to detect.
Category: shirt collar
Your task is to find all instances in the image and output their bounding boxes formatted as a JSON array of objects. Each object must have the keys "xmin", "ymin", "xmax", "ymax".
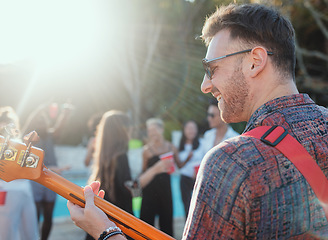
[{"xmin": 244, "ymin": 94, "xmax": 315, "ymax": 133}]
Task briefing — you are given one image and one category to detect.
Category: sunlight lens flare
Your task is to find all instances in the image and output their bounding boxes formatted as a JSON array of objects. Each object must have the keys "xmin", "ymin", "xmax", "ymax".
[{"xmin": 0, "ymin": 0, "xmax": 104, "ymax": 72}]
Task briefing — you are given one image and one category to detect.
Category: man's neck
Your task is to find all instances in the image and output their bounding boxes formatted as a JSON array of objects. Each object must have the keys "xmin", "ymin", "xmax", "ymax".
[{"xmin": 248, "ymin": 79, "xmax": 299, "ymax": 121}]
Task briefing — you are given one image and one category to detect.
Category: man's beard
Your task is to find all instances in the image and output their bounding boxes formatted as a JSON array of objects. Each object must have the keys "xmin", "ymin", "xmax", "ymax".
[{"xmin": 220, "ymin": 66, "xmax": 249, "ymax": 123}]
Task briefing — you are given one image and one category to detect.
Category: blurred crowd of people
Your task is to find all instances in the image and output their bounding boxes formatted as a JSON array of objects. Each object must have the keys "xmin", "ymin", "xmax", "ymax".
[
  {"xmin": 0, "ymin": 102, "xmax": 73, "ymax": 240},
  {"xmin": 78, "ymin": 99, "xmax": 239, "ymax": 239},
  {"xmin": 0, "ymin": 98, "xmax": 239, "ymax": 240}
]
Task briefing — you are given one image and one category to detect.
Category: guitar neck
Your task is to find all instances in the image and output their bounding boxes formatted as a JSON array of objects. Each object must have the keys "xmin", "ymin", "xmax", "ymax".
[{"xmin": 35, "ymin": 166, "xmax": 174, "ymax": 240}]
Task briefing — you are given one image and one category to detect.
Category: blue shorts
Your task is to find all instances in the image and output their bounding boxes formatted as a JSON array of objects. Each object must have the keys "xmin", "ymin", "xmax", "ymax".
[{"xmin": 30, "ymin": 181, "xmax": 57, "ymax": 202}]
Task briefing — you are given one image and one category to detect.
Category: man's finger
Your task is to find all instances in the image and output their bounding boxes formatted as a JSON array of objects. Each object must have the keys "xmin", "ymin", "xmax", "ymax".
[
  {"xmin": 84, "ymin": 185, "xmax": 95, "ymax": 207},
  {"xmin": 67, "ymin": 200, "xmax": 83, "ymax": 219},
  {"xmin": 98, "ymin": 189, "xmax": 105, "ymax": 199},
  {"xmin": 90, "ymin": 181, "xmax": 101, "ymax": 195}
]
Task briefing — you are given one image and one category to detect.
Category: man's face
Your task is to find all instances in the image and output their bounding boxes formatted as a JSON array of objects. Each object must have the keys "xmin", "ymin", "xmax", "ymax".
[{"xmin": 201, "ymin": 30, "xmax": 250, "ymax": 123}]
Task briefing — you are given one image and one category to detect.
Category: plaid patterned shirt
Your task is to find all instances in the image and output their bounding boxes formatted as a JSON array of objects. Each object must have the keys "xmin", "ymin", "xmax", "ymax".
[{"xmin": 183, "ymin": 94, "xmax": 328, "ymax": 239}]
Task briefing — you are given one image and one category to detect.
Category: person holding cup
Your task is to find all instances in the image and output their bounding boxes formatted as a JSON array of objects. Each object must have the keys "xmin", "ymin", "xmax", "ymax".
[{"xmin": 140, "ymin": 118, "xmax": 183, "ymax": 236}]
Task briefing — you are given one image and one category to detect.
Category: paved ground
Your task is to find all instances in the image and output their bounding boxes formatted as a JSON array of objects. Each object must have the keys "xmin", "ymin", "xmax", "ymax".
[
  {"xmin": 49, "ymin": 216, "xmax": 185, "ymax": 240},
  {"xmin": 49, "ymin": 217, "xmax": 85, "ymax": 240}
]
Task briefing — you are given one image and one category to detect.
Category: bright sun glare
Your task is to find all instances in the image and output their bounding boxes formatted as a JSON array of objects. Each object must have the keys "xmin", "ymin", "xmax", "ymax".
[{"xmin": 0, "ymin": 0, "xmax": 104, "ymax": 72}]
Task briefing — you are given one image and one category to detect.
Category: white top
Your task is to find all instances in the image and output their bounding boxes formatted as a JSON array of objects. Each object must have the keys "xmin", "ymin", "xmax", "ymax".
[
  {"xmin": 201, "ymin": 126, "xmax": 239, "ymax": 156},
  {"xmin": 0, "ymin": 179, "xmax": 39, "ymax": 240},
  {"xmin": 178, "ymin": 142, "xmax": 204, "ymax": 178}
]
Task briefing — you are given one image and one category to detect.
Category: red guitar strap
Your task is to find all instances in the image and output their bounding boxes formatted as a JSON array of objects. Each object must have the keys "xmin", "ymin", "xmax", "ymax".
[{"xmin": 243, "ymin": 125, "xmax": 328, "ymax": 221}]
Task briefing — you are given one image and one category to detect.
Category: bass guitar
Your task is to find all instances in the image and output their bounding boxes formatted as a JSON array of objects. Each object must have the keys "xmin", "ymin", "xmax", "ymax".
[{"xmin": 0, "ymin": 131, "xmax": 174, "ymax": 240}]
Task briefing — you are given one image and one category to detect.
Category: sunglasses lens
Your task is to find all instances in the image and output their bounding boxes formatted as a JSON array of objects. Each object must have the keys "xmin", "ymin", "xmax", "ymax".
[
  {"xmin": 202, "ymin": 61, "xmax": 211, "ymax": 79},
  {"xmin": 206, "ymin": 69, "xmax": 211, "ymax": 79}
]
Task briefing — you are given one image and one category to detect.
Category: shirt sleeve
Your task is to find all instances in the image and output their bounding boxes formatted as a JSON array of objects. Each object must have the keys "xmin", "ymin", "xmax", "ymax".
[{"xmin": 182, "ymin": 145, "xmax": 249, "ymax": 239}]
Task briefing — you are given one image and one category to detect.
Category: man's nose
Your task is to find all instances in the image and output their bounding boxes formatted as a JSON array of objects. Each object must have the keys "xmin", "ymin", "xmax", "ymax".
[{"xmin": 201, "ymin": 74, "xmax": 212, "ymax": 94}]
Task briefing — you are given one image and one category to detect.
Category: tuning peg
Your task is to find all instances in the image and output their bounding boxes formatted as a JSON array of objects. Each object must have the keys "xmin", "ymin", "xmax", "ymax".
[
  {"xmin": 0, "ymin": 124, "xmax": 19, "ymax": 160},
  {"xmin": 20, "ymin": 131, "xmax": 40, "ymax": 167},
  {"xmin": 23, "ymin": 131, "xmax": 40, "ymax": 146}
]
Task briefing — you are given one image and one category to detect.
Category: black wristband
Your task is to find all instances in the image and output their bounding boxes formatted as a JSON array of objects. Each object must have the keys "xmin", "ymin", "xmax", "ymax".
[
  {"xmin": 98, "ymin": 231, "xmax": 109, "ymax": 240},
  {"xmin": 102, "ymin": 231, "xmax": 123, "ymax": 240},
  {"xmin": 98, "ymin": 226, "xmax": 124, "ymax": 240}
]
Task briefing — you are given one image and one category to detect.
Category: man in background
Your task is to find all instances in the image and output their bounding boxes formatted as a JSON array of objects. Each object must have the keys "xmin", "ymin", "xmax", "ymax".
[{"xmin": 202, "ymin": 99, "xmax": 239, "ymax": 155}]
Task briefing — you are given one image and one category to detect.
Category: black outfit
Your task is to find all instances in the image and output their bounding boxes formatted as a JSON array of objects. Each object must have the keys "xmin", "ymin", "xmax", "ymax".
[
  {"xmin": 108, "ymin": 154, "xmax": 133, "ymax": 214},
  {"xmin": 86, "ymin": 154, "xmax": 133, "ymax": 240},
  {"xmin": 180, "ymin": 175, "xmax": 195, "ymax": 218},
  {"xmin": 140, "ymin": 153, "xmax": 173, "ymax": 236}
]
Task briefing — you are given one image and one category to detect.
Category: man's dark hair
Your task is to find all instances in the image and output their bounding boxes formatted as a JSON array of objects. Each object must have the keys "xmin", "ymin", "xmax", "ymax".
[{"xmin": 202, "ymin": 4, "xmax": 296, "ymax": 80}]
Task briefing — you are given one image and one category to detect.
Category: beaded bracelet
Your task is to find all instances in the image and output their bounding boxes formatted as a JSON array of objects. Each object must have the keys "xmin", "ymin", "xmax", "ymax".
[
  {"xmin": 98, "ymin": 226, "xmax": 125, "ymax": 240},
  {"xmin": 102, "ymin": 231, "xmax": 123, "ymax": 240}
]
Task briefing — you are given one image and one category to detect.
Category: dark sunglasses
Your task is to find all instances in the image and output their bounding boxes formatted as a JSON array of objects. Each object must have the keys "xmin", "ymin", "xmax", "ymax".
[
  {"xmin": 202, "ymin": 49, "xmax": 274, "ymax": 80},
  {"xmin": 207, "ymin": 113, "xmax": 216, "ymax": 118}
]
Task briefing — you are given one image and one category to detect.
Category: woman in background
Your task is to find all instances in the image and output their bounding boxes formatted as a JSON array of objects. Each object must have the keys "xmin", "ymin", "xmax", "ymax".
[
  {"xmin": 178, "ymin": 120, "xmax": 203, "ymax": 218},
  {"xmin": 86, "ymin": 110, "xmax": 132, "ymax": 240},
  {"xmin": 86, "ymin": 111, "xmax": 171, "ymax": 240},
  {"xmin": 140, "ymin": 118, "xmax": 184, "ymax": 236}
]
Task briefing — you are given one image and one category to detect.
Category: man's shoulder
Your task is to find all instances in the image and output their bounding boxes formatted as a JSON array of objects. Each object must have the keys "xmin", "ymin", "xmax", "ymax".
[
  {"xmin": 318, "ymin": 105, "xmax": 328, "ymax": 117},
  {"xmin": 218, "ymin": 134, "xmax": 256, "ymax": 152},
  {"xmin": 203, "ymin": 135, "xmax": 261, "ymax": 167}
]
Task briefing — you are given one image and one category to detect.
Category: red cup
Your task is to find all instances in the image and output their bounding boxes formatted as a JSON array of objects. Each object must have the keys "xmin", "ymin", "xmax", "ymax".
[
  {"xmin": 159, "ymin": 152, "xmax": 175, "ymax": 174},
  {"xmin": 49, "ymin": 103, "xmax": 58, "ymax": 119},
  {"xmin": 194, "ymin": 165, "xmax": 200, "ymax": 177},
  {"xmin": 0, "ymin": 191, "xmax": 7, "ymax": 205}
]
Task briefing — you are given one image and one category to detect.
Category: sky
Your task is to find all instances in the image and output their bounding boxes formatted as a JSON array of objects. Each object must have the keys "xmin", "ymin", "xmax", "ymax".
[{"xmin": 0, "ymin": 0, "xmax": 132, "ymax": 143}]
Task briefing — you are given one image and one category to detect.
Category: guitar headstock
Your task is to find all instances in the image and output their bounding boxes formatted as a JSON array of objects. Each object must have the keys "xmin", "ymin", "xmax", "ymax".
[{"xmin": 0, "ymin": 132, "xmax": 44, "ymax": 182}]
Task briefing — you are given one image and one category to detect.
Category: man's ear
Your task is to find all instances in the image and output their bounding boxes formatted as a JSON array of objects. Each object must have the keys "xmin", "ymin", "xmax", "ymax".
[{"xmin": 249, "ymin": 47, "xmax": 269, "ymax": 78}]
